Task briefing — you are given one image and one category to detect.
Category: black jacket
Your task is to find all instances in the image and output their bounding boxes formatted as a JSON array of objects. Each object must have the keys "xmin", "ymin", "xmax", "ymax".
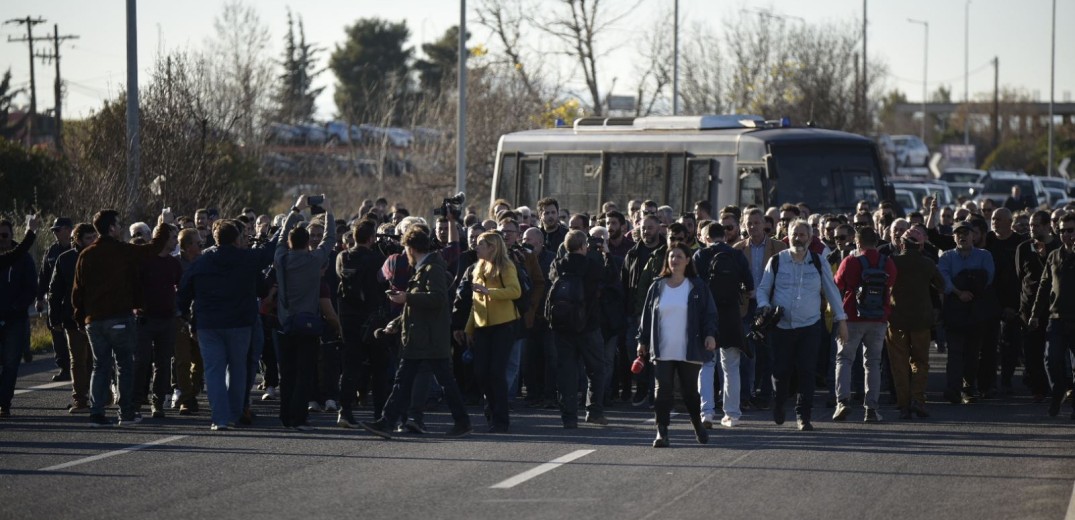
[
  {"xmin": 1031, "ymin": 246, "xmax": 1075, "ymax": 321},
  {"xmin": 623, "ymin": 241, "xmax": 659, "ymax": 318},
  {"xmin": 1016, "ymin": 237, "xmax": 1060, "ymax": 321},
  {"xmin": 47, "ymin": 246, "xmax": 82, "ymax": 330},
  {"xmin": 548, "ymin": 252, "xmax": 605, "ymax": 333}
]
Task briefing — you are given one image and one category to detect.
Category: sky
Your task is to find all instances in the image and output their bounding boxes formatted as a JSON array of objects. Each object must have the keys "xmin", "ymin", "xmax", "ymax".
[{"xmin": 2, "ymin": 0, "xmax": 1071, "ymax": 121}]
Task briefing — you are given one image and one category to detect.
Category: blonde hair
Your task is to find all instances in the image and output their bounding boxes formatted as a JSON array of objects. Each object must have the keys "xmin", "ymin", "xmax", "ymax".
[{"xmin": 475, "ymin": 231, "xmax": 511, "ymax": 279}]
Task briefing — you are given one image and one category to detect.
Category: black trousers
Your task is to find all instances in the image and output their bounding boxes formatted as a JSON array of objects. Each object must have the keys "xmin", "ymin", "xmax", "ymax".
[
  {"xmin": 471, "ymin": 321, "xmax": 516, "ymax": 429},
  {"xmin": 946, "ymin": 325, "xmax": 986, "ymax": 395},
  {"xmin": 382, "ymin": 357, "xmax": 470, "ymax": 428},
  {"xmin": 555, "ymin": 329, "xmax": 605, "ymax": 422},
  {"xmin": 278, "ymin": 332, "xmax": 319, "ymax": 427},
  {"xmin": 339, "ymin": 314, "xmax": 393, "ymax": 419},
  {"xmin": 653, "ymin": 360, "xmax": 702, "ymax": 426},
  {"xmin": 1022, "ymin": 325, "xmax": 1049, "ymax": 396}
]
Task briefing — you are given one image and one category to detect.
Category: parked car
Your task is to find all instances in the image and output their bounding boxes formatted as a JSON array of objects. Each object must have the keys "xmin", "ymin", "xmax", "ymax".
[
  {"xmin": 324, "ymin": 121, "xmax": 362, "ymax": 145},
  {"xmin": 942, "ymin": 168, "xmax": 988, "ymax": 202},
  {"xmin": 977, "ymin": 171, "xmax": 1047, "ymax": 209},
  {"xmin": 892, "ymin": 134, "xmax": 930, "ymax": 167},
  {"xmin": 294, "ymin": 123, "xmax": 328, "ymax": 146},
  {"xmin": 895, "ymin": 189, "xmax": 919, "ymax": 214},
  {"xmin": 358, "ymin": 124, "xmax": 413, "ymax": 148},
  {"xmin": 266, "ymin": 123, "xmax": 302, "ymax": 145},
  {"xmin": 1038, "ymin": 176, "xmax": 1068, "ymax": 196},
  {"xmin": 1044, "ymin": 187, "xmax": 1067, "ymax": 208}
]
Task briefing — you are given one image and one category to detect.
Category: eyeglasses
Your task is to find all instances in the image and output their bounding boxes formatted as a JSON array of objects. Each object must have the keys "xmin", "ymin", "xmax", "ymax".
[{"xmin": 669, "ymin": 235, "xmax": 685, "ymax": 242}]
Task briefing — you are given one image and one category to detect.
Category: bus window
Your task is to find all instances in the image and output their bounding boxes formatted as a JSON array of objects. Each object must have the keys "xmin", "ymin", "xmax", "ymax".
[
  {"xmin": 498, "ymin": 154, "xmax": 518, "ymax": 203},
  {"xmin": 606, "ymin": 153, "xmax": 666, "ymax": 208},
  {"xmin": 668, "ymin": 155, "xmax": 685, "ymax": 211},
  {"xmin": 686, "ymin": 159, "xmax": 712, "ymax": 210},
  {"xmin": 739, "ymin": 168, "xmax": 765, "ymax": 207},
  {"xmin": 520, "ymin": 158, "xmax": 541, "ymax": 208},
  {"xmin": 545, "ymin": 154, "xmax": 601, "ymax": 214}
]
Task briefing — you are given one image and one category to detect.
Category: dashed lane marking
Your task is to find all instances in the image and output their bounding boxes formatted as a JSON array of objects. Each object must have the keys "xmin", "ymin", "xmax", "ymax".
[
  {"xmin": 489, "ymin": 449, "xmax": 596, "ymax": 489},
  {"xmin": 39, "ymin": 435, "xmax": 189, "ymax": 472}
]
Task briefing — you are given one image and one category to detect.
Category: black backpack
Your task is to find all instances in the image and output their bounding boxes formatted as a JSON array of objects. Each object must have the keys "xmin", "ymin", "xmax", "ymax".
[
  {"xmin": 707, "ymin": 250, "xmax": 743, "ymax": 307},
  {"xmin": 500, "ymin": 253, "xmax": 533, "ymax": 316},
  {"xmin": 855, "ymin": 254, "xmax": 889, "ymax": 320},
  {"xmin": 337, "ymin": 248, "xmax": 379, "ymax": 309},
  {"xmin": 545, "ymin": 269, "xmax": 587, "ymax": 333}
]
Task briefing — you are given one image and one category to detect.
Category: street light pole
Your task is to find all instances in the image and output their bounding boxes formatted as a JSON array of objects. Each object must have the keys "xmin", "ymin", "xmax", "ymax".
[
  {"xmin": 1047, "ymin": 0, "xmax": 1055, "ymax": 177},
  {"xmin": 908, "ymin": 18, "xmax": 929, "ymax": 142},
  {"xmin": 963, "ymin": 1, "xmax": 970, "ymax": 145},
  {"xmin": 672, "ymin": 0, "xmax": 679, "ymax": 115},
  {"xmin": 457, "ymin": 0, "xmax": 466, "ymax": 195}
]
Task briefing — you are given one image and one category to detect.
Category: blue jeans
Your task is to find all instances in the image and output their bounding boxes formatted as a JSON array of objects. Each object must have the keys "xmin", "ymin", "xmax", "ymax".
[
  {"xmin": 506, "ymin": 336, "xmax": 525, "ymax": 398},
  {"xmin": 720, "ymin": 348, "xmax": 742, "ymax": 419},
  {"xmin": 1045, "ymin": 320, "xmax": 1075, "ymax": 406},
  {"xmin": 198, "ymin": 327, "xmax": 251, "ymax": 426},
  {"xmin": 87, "ymin": 316, "xmax": 138, "ymax": 418},
  {"xmin": 0, "ymin": 318, "xmax": 30, "ymax": 410}
]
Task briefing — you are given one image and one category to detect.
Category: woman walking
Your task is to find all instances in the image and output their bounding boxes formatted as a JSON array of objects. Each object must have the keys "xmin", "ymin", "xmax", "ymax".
[
  {"xmin": 463, "ymin": 232, "xmax": 521, "ymax": 433},
  {"xmin": 637, "ymin": 242, "xmax": 718, "ymax": 447}
]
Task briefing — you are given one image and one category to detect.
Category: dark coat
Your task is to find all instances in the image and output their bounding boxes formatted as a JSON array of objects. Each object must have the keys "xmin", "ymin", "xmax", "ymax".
[
  {"xmin": 1032, "ymin": 246, "xmax": 1075, "ymax": 322},
  {"xmin": 637, "ymin": 276, "xmax": 718, "ymax": 364},
  {"xmin": 889, "ymin": 248, "xmax": 945, "ymax": 331},
  {"xmin": 400, "ymin": 253, "xmax": 452, "ymax": 359}
]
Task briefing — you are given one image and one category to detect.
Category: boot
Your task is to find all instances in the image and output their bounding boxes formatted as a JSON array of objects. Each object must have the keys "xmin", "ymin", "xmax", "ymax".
[
  {"xmin": 653, "ymin": 423, "xmax": 669, "ymax": 448},
  {"xmin": 690, "ymin": 415, "xmax": 709, "ymax": 445}
]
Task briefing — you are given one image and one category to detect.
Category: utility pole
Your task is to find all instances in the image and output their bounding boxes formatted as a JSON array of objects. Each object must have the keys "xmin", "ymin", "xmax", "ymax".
[
  {"xmin": 1047, "ymin": 0, "xmax": 1056, "ymax": 177},
  {"xmin": 456, "ymin": 0, "xmax": 466, "ymax": 195},
  {"xmin": 992, "ymin": 56, "xmax": 999, "ymax": 149},
  {"xmin": 963, "ymin": 0, "xmax": 970, "ymax": 145},
  {"xmin": 672, "ymin": 0, "xmax": 679, "ymax": 115},
  {"xmin": 126, "ymin": 0, "xmax": 139, "ymax": 218},
  {"xmin": 5, "ymin": 16, "xmax": 46, "ymax": 147},
  {"xmin": 907, "ymin": 18, "xmax": 929, "ymax": 142},
  {"xmin": 33, "ymin": 24, "xmax": 79, "ymax": 153},
  {"xmin": 862, "ymin": 0, "xmax": 867, "ymax": 132}
]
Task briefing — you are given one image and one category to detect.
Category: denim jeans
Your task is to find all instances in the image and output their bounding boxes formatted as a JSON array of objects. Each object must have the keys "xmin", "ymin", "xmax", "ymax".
[
  {"xmin": 1045, "ymin": 320, "xmax": 1075, "ymax": 406},
  {"xmin": 836, "ymin": 321, "xmax": 887, "ymax": 410},
  {"xmin": 87, "ymin": 316, "xmax": 138, "ymax": 418},
  {"xmin": 554, "ymin": 328, "xmax": 605, "ymax": 422},
  {"xmin": 720, "ymin": 347, "xmax": 742, "ymax": 419},
  {"xmin": 506, "ymin": 336, "xmax": 525, "ymax": 399},
  {"xmin": 699, "ymin": 358, "xmax": 718, "ymax": 417},
  {"xmin": 0, "ymin": 318, "xmax": 30, "ymax": 410},
  {"xmin": 771, "ymin": 320, "xmax": 823, "ymax": 420},
  {"xmin": 198, "ymin": 327, "xmax": 251, "ymax": 426},
  {"xmin": 134, "ymin": 316, "xmax": 177, "ymax": 408}
]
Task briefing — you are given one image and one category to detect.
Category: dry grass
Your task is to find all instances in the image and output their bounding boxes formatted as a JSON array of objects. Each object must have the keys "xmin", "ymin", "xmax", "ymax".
[{"xmin": 29, "ymin": 317, "xmax": 54, "ymax": 354}]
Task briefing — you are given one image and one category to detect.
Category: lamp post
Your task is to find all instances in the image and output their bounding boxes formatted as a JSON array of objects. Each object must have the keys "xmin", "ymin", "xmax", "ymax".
[
  {"xmin": 908, "ymin": 18, "xmax": 929, "ymax": 142},
  {"xmin": 963, "ymin": 1, "xmax": 970, "ymax": 145}
]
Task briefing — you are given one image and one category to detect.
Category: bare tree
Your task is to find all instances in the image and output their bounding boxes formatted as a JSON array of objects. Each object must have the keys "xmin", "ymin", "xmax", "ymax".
[
  {"xmin": 632, "ymin": 9, "xmax": 673, "ymax": 116},
  {"xmin": 475, "ymin": 0, "xmax": 544, "ymax": 102},
  {"xmin": 206, "ymin": 0, "xmax": 275, "ymax": 149},
  {"xmin": 679, "ymin": 22, "xmax": 725, "ymax": 115}
]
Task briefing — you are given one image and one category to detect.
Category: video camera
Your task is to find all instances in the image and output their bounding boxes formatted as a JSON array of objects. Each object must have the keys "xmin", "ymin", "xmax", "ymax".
[
  {"xmin": 747, "ymin": 305, "xmax": 785, "ymax": 344},
  {"xmin": 433, "ymin": 192, "xmax": 466, "ymax": 220}
]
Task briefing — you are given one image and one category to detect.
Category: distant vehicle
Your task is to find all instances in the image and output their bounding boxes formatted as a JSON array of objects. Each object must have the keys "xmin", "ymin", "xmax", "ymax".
[
  {"xmin": 977, "ymin": 171, "xmax": 1047, "ymax": 209},
  {"xmin": 890, "ymin": 180, "xmax": 951, "ymax": 211},
  {"xmin": 1054, "ymin": 197, "xmax": 1075, "ymax": 209},
  {"xmin": 294, "ymin": 123, "xmax": 328, "ymax": 146},
  {"xmin": 359, "ymin": 124, "xmax": 414, "ymax": 148},
  {"xmin": 412, "ymin": 127, "xmax": 447, "ymax": 146},
  {"xmin": 266, "ymin": 123, "xmax": 301, "ymax": 145},
  {"xmin": 324, "ymin": 121, "xmax": 362, "ymax": 145},
  {"xmin": 942, "ymin": 168, "xmax": 988, "ymax": 202},
  {"xmin": 892, "ymin": 134, "xmax": 930, "ymax": 167},
  {"xmin": 1038, "ymin": 176, "xmax": 1068, "ymax": 195},
  {"xmin": 895, "ymin": 189, "xmax": 919, "ymax": 213},
  {"xmin": 1043, "ymin": 187, "xmax": 1066, "ymax": 207}
]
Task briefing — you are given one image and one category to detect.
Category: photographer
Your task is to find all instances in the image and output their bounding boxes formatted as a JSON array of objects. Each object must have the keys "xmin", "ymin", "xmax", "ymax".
[{"xmin": 756, "ymin": 220, "xmax": 847, "ymax": 431}]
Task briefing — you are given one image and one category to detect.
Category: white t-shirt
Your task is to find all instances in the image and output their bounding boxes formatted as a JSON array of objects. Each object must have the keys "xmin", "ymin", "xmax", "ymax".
[{"xmin": 656, "ymin": 280, "xmax": 691, "ymax": 362}]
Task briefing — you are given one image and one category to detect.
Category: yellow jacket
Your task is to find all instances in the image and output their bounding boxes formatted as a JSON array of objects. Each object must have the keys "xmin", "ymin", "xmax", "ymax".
[{"xmin": 465, "ymin": 261, "xmax": 522, "ymax": 335}]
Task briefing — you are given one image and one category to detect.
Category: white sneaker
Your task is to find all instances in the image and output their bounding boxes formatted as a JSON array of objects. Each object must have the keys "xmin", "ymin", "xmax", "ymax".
[
  {"xmin": 323, "ymin": 399, "xmax": 339, "ymax": 412},
  {"xmin": 261, "ymin": 386, "xmax": 278, "ymax": 401},
  {"xmin": 171, "ymin": 389, "xmax": 182, "ymax": 409},
  {"xmin": 307, "ymin": 401, "xmax": 321, "ymax": 412},
  {"xmin": 700, "ymin": 413, "xmax": 714, "ymax": 429},
  {"xmin": 721, "ymin": 416, "xmax": 740, "ymax": 428}
]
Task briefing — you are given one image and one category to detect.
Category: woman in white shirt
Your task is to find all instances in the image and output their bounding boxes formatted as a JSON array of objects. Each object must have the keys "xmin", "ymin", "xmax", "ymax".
[{"xmin": 637, "ymin": 242, "xmax": 719, "ymax": 448}]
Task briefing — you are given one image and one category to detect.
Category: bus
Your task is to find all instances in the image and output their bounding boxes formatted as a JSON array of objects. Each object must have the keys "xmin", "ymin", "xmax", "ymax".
[{"xmin": 491, "ymin": 115, "xmax": 890, "ymax": 216}]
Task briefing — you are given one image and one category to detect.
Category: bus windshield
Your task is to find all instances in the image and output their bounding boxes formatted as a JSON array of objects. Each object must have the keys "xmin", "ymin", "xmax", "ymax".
[{"xmin": 769, "ymin": 143, "xmax": 881, "ymax": 213}]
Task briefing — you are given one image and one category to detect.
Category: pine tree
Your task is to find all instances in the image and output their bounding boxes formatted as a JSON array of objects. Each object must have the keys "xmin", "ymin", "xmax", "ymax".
[{"xmin": 274, "ymin": 9, "xmax": 324, "ymax": 123}]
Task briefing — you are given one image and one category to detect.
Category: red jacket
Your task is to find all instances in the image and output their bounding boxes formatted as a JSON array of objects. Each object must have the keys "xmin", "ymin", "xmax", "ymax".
[{"xmin": 834, "ymin": 248, "xmax": 898, "ymax": 322}]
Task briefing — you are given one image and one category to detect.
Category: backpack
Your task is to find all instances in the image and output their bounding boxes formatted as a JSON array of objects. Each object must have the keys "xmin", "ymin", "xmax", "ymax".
[
  {"xmin": 855, "ymin": 254, "xmax": 889, "ymax": 320},
  {"xmin": 706, "ymin": 250, "xmax": 743, "ymax": 307},
  {"xmin": 545, "ymin": 269, "xmax": 587, "ymax": 333},
  {"xmin": 337, "ymin": 248, "xmax": 377, "ymax": 309},
  {"xmin": 769, "ymin": 250, "xmax": 825, "ymax": 300},
  {"xmin": 500, "ymin": 252, "xmax": 533, "ymax": 317}
]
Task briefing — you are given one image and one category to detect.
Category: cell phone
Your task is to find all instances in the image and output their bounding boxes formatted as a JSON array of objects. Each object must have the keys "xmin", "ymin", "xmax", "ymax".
[{"xmin": 308, "ymin": 195, "xmax": 325, "ymax": 206}]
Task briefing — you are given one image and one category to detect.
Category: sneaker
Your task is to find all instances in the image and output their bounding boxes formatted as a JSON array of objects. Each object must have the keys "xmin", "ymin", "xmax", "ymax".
[
  {"xmin": 832, "ymin": 400, "xmax": 851, "ymax": 421},
  {"xmin": 797, "ymin": 419, "xmax": 814, "ymax": 431},
  {"xmin": 151, "ymin": 406, "xmax": 165, "ymax": 419},
  {"xmin": 584, "ymin": 414, "xmax": 609, "ymax": 426},
  {"xmin": 119, "ymin": 413, "xmax": 143, "ymax": 426},
  {"xmin": 864, "ymin": 409, "xmax": 882, "ymax": 423},
  {"xmin": 323, "ymin": 400, "xmax": 339, "ymax": 413},
  {"xmin": 404, "ymin": 418, "xmax": 428, "ymax": 434},
  {"xmin": 51, "ymin": 370, "xmax": 71, "ymax": 382},
  {"xmin": 210, "ymin": 423, "xmax": 228, "ymax": 431},
  {"xmin": 337, "ymin": 412, "xmax": 358, "ymax": 428},
  {"xmin": 1048, "ymin": 393, "xmax": 1063, "ymax": 417},
  {"xmin": 720, "ymin": 416, "xmax": 739, "ymax": 428},
  {"xmin": 307, "ymin": 401, "xmax": 321, "ymax": 412},
  {"xmin": 700, "ymin": 414, "xmax": 714, "ymax": 429},
  {"xmin": 961, "ymin": 393, "xmax": 977, "ymax": 404},
  {"xmin": 360, "ymin": 419, "xmax": 393, "ymax": 440},
  {"xmin": 445, "ymin": 423, "xmax": 473, "ymax": 438},
  {"xmin": 178, "ymin": 403, "xmax": 193, "ymax": 415},
  {"xmin": 773, "ymin": 403, "xmax": 786, "ymax": 425},
  {"xmin": 631, "ymin": 393, "xmax": 648, "ymax": 407},
  {"xmin": 261, "ymin": 387, "xmax": 279, "ymax": 401},
  {"xmin": 68, "ymin": 401, "xmax": 89, "ymax": 414},
  {"xmin": 90, "ymin": 414, "xmax": 114, "ymax": 427},
  {"xmin": 170, "ymin": 390, "xmax": 182, "ymax": 409}
]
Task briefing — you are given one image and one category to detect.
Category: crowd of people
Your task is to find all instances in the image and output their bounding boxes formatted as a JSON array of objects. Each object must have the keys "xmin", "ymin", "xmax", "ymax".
[{"xmin": 1, "ymin": 190, "xmax": 1074, "ymax": 447}]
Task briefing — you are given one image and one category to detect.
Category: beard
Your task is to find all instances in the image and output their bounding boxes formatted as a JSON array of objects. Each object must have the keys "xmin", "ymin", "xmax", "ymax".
[{"xmin": 790, "ymin": 239, "xmax": 807, "ymax": 252}]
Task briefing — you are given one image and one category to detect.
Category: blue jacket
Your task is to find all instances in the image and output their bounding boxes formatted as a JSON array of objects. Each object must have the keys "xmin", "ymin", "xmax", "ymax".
[
  {"xmin": 178, "ymin": 235, "xmax": 278, "ymax": 331},
  {"xmin": 636, "ymin": 276, "xmax": 717, "ymax": 364}
]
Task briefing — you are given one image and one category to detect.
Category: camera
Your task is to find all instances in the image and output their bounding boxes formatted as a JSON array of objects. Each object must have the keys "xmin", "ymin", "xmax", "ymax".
[
  {"xmin": 433, "ymin": 192, "xmax": 466, "ymax": 219},
  {"xmin": 747, "ymin": 306, "xmax": 785, "ymax": 345},
  {"xmin": 308, "ymin": 195, "xmax": 325, "ymax": 206},
  {"xmin": 587, "ymin": 235, "xmax": 606, "ymax": 251}
]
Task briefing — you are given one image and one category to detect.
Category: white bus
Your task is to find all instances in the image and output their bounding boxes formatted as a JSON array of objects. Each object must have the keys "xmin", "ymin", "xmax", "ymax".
[{"xmin": 491, "ymin": 115, "xmax": 890, "ymax": 215}]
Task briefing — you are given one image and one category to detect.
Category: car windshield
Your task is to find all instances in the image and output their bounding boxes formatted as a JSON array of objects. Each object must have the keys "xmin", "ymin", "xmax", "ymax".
[
  {"xmin": 768, "ymin": 143, "xmax": 881, "ymax": 213},
  {"xmin": 943, "ymin": 171, "xmax": 983, "ymax": 183},
  {"xmin": 983, "ymin": 177, "xmax": 1035, "ymax": 195}
]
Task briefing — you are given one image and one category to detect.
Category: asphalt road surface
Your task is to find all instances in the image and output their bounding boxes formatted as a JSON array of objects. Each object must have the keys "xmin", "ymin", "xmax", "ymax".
[{"xmin": 2, "ymin": 351, "xmax": 1074, "ymax": 520}]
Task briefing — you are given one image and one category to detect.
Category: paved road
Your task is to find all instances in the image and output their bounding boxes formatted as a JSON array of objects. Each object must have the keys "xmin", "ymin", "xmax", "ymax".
[{"xmin": 1, "ymin": 352, "xmax": 1073, "ymax": 520}]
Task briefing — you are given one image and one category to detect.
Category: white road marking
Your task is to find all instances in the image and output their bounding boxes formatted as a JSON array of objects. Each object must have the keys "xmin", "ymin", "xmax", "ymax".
[
  {"xmin": 13, "ymin": 381, "xmax": 69, "ymax": 395},
  {"xmin": 39, "ymin": 435, "xmax": 188, "ymax": 472},
  {"xmin": 1065, "ymin": 480, "xmax": 1075, "ymax": 520},
  {"xmin": 489, "ymin": 449, "xmax": 595, "ymax": 489}
]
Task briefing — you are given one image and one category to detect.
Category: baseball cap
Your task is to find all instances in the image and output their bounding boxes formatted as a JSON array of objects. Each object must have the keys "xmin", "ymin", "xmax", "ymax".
[
  {"xmin": 952, "ymin": 221, "xmax": 974, "ymax": 234},
  {"xmin": 50, "ymin": 217, "xmax": 73, "ymax": 231}
]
